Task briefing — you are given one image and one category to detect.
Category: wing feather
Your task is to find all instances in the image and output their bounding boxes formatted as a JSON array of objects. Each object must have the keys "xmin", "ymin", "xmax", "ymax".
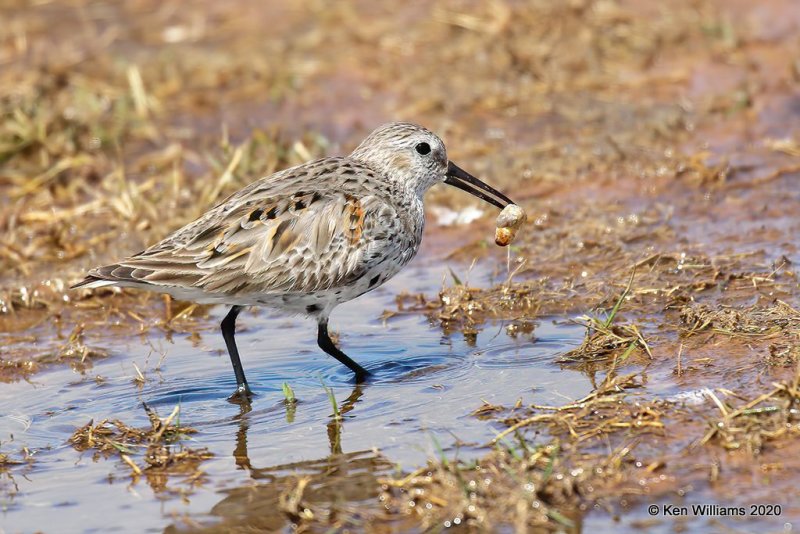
[{"xmin": 74, "ymin": 158, "xmax": 400, "ymax": 300}]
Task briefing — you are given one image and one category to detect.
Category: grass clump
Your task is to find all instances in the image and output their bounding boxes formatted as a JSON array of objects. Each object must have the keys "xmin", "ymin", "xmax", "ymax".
[
  {"xmin": 491, "ymin": 373, "xmax": 661, "ymax": 446},
  {"xmin": 379, "ymin": 372, "xmax": 667, "ymax": 531},
  {"xmin": 379, "ymin": 440, "xmax": 586, "ymax": 531},
  {"xmin": 680, "ymin": 300, "xmax": 800, "ymax": 337},
  {"xmin": 699, "ymin": 365, "xmax": 800, "ymax": 454},
  {"xmin": 70, "ymin": 403, "xmax": 211, "ymax": 492},
  {"xmin": 558, "ymin": 272, "xmax": 652, "ymax": 366}
]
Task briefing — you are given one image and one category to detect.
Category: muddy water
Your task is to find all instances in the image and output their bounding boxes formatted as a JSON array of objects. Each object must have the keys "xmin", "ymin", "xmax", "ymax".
[{"xmin": 0, "ymin": 253, "xmax": 589, "ymax": 532}]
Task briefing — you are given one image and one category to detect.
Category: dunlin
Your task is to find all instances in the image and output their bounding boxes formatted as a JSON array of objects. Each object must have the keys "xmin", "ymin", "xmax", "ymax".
[{"xmin": 73, "ymin": 122, "xmax": 516, "ymax": 398}]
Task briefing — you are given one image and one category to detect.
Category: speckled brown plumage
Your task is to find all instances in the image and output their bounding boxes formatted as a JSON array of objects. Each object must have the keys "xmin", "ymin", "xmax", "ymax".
[{"xmin": 73, "ymin": 122, "xmax": 515, "ymax": 398}]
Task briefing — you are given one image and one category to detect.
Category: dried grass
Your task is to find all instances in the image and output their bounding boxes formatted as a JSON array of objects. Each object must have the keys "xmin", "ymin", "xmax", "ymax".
[
  {"xmin": 699, "ymin": 365, "xmax": 800, "ymax": 454},
  {"xmin": 70, "ymin": 404, "xmax": 211, "ymax": 492},
  {"xmin": 380, "ymin": 373, "xmax": 666, "ymax": 531}
]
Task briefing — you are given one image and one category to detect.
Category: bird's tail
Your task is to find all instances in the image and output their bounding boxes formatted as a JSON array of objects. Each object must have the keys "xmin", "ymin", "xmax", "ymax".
[
  {"xmin": 70, "ymin": 275, "xmax": 116, "ymax": 289},
  {"xmin": 70, "ymin": 263, "xmax": 140, "ymax": 289}
]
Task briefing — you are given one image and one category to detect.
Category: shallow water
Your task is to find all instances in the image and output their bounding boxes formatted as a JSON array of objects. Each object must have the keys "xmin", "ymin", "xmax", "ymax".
[{"xmin": 0, "ymin": 257, "xmax": 591, "ymax": 532}]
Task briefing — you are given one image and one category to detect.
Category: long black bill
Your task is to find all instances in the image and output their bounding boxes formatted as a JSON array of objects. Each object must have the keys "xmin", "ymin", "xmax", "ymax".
[{"xmin": 444, "ymin": 161, "xmax": 514, "ymax": 209}]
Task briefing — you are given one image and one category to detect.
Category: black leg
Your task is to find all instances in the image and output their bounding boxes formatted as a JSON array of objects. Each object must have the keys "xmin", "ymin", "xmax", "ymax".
[
  {"xmin": 221, "ymin": 305, "xmax": 252, "ymax": 397},
  {"xmin": 317, "ymin": 320, "xmax": 369, "ymax": 382}
]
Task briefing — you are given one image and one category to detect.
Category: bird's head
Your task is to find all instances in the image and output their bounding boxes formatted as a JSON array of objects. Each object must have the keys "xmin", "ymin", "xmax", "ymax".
[{"xmin": 350, "ymin": 122, "xmax": 513, "ymax": 208}]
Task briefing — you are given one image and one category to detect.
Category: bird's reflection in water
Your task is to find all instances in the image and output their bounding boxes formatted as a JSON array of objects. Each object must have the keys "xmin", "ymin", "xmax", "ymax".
[{"xmin": 168, "ymin": 384, "xmax": 393, "ymax": 532}]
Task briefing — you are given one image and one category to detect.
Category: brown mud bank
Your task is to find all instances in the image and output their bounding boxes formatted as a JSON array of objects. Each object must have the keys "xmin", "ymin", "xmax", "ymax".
[{"xmin": 1, "ymin": 0, "xmax": 800, "ymax": 532}]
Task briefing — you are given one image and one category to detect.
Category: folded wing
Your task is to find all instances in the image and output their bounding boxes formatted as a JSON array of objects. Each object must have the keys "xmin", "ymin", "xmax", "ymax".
[{"xmin": 74, "ymin": 160, "xmax": 392, "ymax": 299}]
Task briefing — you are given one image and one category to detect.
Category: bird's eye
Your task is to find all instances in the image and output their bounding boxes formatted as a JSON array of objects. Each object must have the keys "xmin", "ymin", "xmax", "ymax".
[{"xmin": 415, "ymin": 142, "xmax": 431, "ymax": 155}]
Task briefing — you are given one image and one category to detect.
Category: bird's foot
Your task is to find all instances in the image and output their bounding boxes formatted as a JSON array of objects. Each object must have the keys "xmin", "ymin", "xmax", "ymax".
[
  {"xmin": 227, "ymin": 384, "xmax": 254, "ymax": 405},
  {"xmin": 354, "ymin": 370, "xmax": 371, "ymax": 384}
]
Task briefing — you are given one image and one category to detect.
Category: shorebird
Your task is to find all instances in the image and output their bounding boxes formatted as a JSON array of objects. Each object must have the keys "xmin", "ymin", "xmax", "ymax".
[{"xmin": 73, "ymin": 122, "xmax": 515, "ymax": 398}]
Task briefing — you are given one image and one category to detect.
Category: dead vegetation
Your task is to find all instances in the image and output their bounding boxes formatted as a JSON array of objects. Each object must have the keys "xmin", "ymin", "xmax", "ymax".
[
  {"xmin": 557, "ymin": 272, "xmax": 652, "ymax": 366},
  {"xmin": 376, "ymin": 363, "xmax": 800, "ymax": 531},
  {"xmin": 380, "ymin": 373, "xmax": 667, "ymax": 531},
  {"xmin": 379, "ymin": 441, "xmax": 587, "ymax": 531},
  {"xmin": 699, "ymin": 366, "xmax": 800, "ymax": 454},
  {"xmin": 0, "ymin": 446, "xmax": 35, "ymax": 509},
  {"xmin": 680, "ymin": 300, "xmax": 800, "ymax": 337},
  {"xmin": 489, "ymin": 373, "xmax": 659, "ymax": 445},
  {"xmin": 379, "ymin": 151, "xmax": 800, "ymax": 529},
  {"xmin": 70, "ymin": 404, "xmax": 211, "ymax": 492},
  {"xmin": 0, "ymin": 2, "xmax": 330, "ymax": 375}
]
